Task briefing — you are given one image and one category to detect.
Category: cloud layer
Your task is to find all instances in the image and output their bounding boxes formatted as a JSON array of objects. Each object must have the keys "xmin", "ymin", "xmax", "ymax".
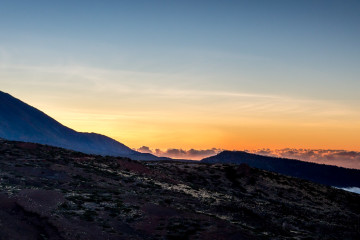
[
  {"xmin": 136, "ymin": 146, "xmax": 360, "ymax": 169},
  {"xmin": 249, "ymin": 149, "xmax": 360, "ymax": 170},
  {"xmin": 136, "ymin": 146, "xmax": 223, "ymax": 160}
]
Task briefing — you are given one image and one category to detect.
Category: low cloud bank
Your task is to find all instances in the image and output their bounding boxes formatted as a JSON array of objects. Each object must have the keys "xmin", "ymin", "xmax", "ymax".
[
  {"xmin": 338, "ymin": 187, "xmax": 360, "ymax": 194},
  {"xmin": 136, "ymin": 146, "xmax": 360, "ymax": 169},
  {"xmin": 249, "ymin": 149, "xmax": 360, "ymax": 170},
  {"xmin": 136, "ymin": 146, "xmax": 222, "ymax": 160}
]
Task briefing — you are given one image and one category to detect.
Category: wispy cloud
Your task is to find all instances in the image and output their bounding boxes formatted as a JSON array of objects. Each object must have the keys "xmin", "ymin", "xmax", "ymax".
[
  {"xmin": 2, "ymin": 63, "xmax": 359, "ymax": 128},
  {"xmin": 0, "ymin": 64, "xmax": 278, "ymax": 98}
]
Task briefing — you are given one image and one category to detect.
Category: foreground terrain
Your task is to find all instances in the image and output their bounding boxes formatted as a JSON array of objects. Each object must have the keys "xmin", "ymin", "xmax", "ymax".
[{"xmin": 0, "ymin": 139, "xmax": 359, "ymax": 239}]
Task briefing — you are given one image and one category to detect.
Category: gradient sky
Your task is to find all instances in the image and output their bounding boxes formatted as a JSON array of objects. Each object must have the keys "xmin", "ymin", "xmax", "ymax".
[{"xmin": 1, "ymin": 0, "xmax": 359, "ymax": 156}]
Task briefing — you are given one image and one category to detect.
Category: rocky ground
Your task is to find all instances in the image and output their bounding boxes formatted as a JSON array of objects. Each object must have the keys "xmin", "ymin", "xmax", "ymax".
[{"xmin": 0, "ymin": 139, "xmax": 359, "ymax": 240}]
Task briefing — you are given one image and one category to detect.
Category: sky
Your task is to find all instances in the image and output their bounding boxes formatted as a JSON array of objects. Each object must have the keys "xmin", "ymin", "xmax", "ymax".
[{"xmin": 0, "ymin": 1, "xmax": 359, "ymax": 164}]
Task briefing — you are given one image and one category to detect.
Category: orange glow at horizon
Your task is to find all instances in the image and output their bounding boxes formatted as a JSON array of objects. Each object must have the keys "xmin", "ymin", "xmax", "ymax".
[
  {"xmin": 41, "ymin": 106, "xmax": 360, "ymax": 153},
  {"xmin": 7, "ymin": 86, "xmax": 360, "ymax": 158}
]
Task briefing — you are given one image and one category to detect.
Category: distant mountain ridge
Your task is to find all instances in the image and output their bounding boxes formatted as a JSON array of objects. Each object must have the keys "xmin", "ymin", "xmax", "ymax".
[
  {"xmin": 201, "ymin": 151, "xmax": 360, "ymax": 188},
  {"xmin": 0, "ymin": 91, "xmax": 165, "ymax": 160}
]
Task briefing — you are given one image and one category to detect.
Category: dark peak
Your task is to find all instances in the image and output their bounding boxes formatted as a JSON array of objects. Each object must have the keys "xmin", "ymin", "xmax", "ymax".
[
  {"xmin": 218, "ymin": 150, "xmax": 251, "ymax": 155},
  {"xmin": 0, "ymin": 90, "xmax": 11, "ymax": 95},
  {"xmin": 0, "ymin": 90, "xmax": 162, "ymax": 160},
  {"xmin": 0, "ymin": 90, "xmax": 27, "ymax": 103},
  {"xmin": 203, "ymin": 150, "xmax": 263, "ymax": 162}
]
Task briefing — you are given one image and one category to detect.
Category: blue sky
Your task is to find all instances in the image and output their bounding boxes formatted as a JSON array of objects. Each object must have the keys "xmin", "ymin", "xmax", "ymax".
[
  {"xmin": 1, "ymin": 1, "xmax": 359, "ymax": 97},
  {"xmin": 1, "ymin": 0, "xmax": 360, "ymax": 154}
]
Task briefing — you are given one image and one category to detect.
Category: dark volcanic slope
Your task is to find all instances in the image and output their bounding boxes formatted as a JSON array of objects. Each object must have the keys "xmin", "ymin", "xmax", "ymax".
[
  {"xmin": 0, "ymin": 91, "xmax": 163, "ymax": 160},
  {"xmin": 202, "ymin": 151, "xmax": 360, "ymax": 188},
  {"xmin": 0, "ymin": 139, "xmax": 359, "ymax": 240}
]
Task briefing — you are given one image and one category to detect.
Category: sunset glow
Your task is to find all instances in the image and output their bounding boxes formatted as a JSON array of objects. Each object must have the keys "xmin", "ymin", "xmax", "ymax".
[{"xmin": 1, "ymin": 1, "xmax": 359, "ymax": 167}]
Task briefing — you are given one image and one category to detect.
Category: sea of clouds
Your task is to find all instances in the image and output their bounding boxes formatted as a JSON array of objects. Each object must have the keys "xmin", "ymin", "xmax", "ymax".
[{"xmin": 136, "ymin": 146, "xmax": 360, "ymax": 169}]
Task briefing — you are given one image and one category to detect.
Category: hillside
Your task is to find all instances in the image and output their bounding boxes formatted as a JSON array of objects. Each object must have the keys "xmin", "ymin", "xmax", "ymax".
[
  {"xmin": 201, "ymin": 151, "xmax": 360, "ymax": 188},
  {"xmin": 0, "ymin": 139, "xmax": 359, "ymax": 239},
  {"xmin": 0, "ymin": 91, "xmax": 164, "ymax": 160}
]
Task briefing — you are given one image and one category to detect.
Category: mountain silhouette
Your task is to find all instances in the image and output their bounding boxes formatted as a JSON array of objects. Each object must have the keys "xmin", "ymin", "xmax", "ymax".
[
  {"xmin": 0, "ymin": 91, "xmax": 165, "ymax": 160},
  {"xmin": 201, "ymin": 151, "xmax": 360, "ymax": 187}
]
